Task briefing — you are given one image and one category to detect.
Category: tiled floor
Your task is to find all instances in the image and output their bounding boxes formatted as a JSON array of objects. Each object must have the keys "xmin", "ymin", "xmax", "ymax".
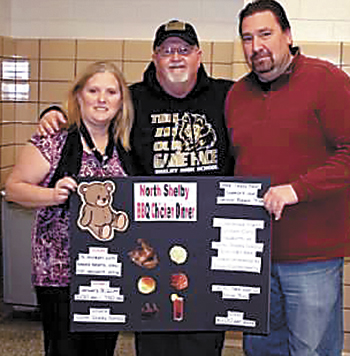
[
  {"xmin": 0, "ymin": 314, "xmax": 43, "ymax": 356},
  {"xmin": 0, "ymin": 308, "xmax": 244, "ymax": 356}
]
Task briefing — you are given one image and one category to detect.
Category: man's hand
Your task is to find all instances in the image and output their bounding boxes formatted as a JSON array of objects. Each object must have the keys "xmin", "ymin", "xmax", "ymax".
[
  {"xmin": 263, "ymin": 184, "xmax": 298, "ymax": 221},
  {"xmin": 37, "ymin": 110, "xmax": 67, "ymax": 136}
]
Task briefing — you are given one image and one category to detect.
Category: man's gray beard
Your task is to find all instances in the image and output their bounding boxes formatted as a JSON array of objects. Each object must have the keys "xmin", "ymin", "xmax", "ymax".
[{"xmin": 166, "ymin": 71, "xmax": 189, "ymax": 83}]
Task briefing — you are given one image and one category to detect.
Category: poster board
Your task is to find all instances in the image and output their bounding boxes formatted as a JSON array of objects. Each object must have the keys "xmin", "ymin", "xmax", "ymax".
[{"xmin": 70, "ymin": 176, "xmax": 270, "ymax": 334}]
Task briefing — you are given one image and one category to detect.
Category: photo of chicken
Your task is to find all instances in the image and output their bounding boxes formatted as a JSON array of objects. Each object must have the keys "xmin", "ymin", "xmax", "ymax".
[{"xmin": 128, "ymin": 238, "xmax": 159, "ymax": 269}]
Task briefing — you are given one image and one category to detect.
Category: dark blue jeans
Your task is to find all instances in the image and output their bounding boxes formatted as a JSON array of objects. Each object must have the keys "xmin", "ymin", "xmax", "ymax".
[{"xmin": 244, "ymin": 258, "xmax": 344, "ymax": 356}]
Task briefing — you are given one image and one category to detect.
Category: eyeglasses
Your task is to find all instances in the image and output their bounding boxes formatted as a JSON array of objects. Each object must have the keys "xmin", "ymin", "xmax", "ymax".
[{"xmin": 156, "ymin": 45, "xmax": 195, "ymax": 57}]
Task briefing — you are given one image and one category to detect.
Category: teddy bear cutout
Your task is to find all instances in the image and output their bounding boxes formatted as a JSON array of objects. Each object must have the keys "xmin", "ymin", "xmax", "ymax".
[{"xmin": 77, "ymin": 180, "xmax": 129, "ymax": 241}]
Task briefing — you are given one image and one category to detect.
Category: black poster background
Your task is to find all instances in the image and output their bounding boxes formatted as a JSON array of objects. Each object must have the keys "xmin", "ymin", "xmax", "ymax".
[{"xmin": 70, "ymin": 176, "xmax": 270, "ymax": 334}]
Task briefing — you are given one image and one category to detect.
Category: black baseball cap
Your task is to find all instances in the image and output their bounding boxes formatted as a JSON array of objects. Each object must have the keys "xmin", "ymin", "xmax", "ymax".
[{"xmin": 153, "ymin": 20, "xmax": 200, "ymax": 50}]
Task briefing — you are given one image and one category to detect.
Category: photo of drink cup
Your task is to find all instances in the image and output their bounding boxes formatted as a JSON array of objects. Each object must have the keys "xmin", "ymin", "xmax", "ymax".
[{"xmin": 170, "ymin": 294, "xmax": 184, "ymax": 321}]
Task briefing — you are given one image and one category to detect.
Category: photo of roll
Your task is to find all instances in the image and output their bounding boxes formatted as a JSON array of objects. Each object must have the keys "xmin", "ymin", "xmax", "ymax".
[{"xmin": 137, "ymin": 276, "xmax": 156, "ymax": 294}]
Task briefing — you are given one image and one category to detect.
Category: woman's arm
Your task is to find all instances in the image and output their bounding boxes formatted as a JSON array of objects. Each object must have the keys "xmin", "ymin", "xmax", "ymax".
[{"xmin": 5, "ymin": 144, "xmax": 76, "ymax": 208}]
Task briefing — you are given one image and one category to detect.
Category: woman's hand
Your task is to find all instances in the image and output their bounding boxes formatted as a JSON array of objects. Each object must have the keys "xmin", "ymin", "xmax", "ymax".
[
  {"xmin": 37, "ymin": 110, "xmax": 67, "ymax": 137},
  {"xmin": 52, "ymin": 177, "xmax": 77, "ymax": 205}
]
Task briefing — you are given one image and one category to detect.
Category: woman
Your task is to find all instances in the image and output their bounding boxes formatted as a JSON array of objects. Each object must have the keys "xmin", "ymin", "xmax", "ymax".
[{"xmin": 5, "ymin": 61, "xmax": 134, "ymax": 356}]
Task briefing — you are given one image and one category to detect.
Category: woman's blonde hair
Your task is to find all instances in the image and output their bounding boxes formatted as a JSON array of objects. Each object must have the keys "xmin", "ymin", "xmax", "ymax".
[{"xmin": 67, "ymin": 61, "xmax": 134, "ymax": 150}]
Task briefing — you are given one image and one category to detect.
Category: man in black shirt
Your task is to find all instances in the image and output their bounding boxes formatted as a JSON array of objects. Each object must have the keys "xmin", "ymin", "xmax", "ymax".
[{"xmin": 38, "ymin": 20, "xmax": 234, "ymax": 356}]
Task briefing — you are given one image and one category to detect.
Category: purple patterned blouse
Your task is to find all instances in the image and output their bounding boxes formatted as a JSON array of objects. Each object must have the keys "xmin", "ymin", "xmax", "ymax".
[{"xmin": 31, "ymin": 131, "xmax": 126, "ymax": 287}]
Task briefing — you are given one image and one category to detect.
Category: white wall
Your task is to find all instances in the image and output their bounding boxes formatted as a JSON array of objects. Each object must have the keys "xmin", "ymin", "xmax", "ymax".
[
  {"xmin": 6, "ymin": 0, "xmax": 350, "ymax": 42},
  {"xmin": 0, "ymin": 0, "xmax": 11, "ymax": 36},
  {"xmin": 285, "ymin": 0, "xmax": 350, "ymax": 42},
  {"xmin": 244, "ymin": 0, "xmax": 350, "ymax": 42},
  {"xmin": 9, "ymin": 0, "xmax": 243, "ymax": 41}
]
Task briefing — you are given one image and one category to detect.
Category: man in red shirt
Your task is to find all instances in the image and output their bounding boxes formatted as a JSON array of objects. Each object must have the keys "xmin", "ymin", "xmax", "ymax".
[{"xmin": 226, "ymin": 0, "xmax": 350, "ymax": 354}]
